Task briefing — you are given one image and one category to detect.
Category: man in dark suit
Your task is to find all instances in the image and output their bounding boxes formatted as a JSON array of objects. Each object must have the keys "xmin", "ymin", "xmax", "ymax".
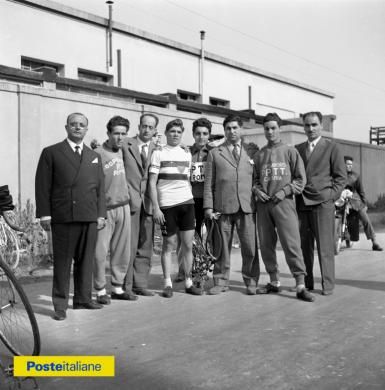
[
  {"xmin": 204, "ymin": 114, "xmax": 260, "ymax": 295},
  {"xmin": 295, "ymin": 111, "xmax": 346, "ymax": 296},
  {"xmin": 122, "ymin": 113, "xmax": 158, "ymax": 297},
  {"xmin": 35, "ymin": 113, "xmax": 106, "ymax": 320}
]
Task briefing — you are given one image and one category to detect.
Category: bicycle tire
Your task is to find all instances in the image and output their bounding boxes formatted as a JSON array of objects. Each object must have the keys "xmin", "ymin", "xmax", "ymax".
[
  {"xmin": 334, "ymin": 218, "xmax": 342, "ymax": 255},
  {"xmin": 0, "ymin": 256, "xmax": 40, "ymax": 356},
  {"xmin": 0, "ymin": 222, "xmax": 20, "ymax": 270}
]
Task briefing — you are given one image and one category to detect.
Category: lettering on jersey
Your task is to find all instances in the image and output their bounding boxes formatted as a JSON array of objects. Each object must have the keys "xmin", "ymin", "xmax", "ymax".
[
  {"xmin": 261, "ymin": 162, "xmax": 288, "ymax": 182},
  {"xmin": 104, "ymin": 158, "xmax": 125, "ymax": 176},
  {"xmin": 191, "ymin": 162, "xmax": 206, "ymax": 182}
]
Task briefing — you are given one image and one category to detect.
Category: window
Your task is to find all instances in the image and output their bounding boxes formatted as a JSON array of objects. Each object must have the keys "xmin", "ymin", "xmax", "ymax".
[
  {"xmin": 177, "ymin": 89, "xmax": 201, "ymax": 102},
  {"xmin": 78, "ymin": 68, "xmax": 113, "ymax": 85},
  {"xmin": 21, "ymin": 57, "xmax": 64, "ymax": 76},
  {"xmin": 209, "ymin": 97, "xmax": 230, "ymax": 108}
]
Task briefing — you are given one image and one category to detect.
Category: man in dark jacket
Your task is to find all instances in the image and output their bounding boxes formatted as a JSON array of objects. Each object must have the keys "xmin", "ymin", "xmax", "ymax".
[{"xmin": 35, "ymin": 113, "xmax": 106, "ymax": 320}]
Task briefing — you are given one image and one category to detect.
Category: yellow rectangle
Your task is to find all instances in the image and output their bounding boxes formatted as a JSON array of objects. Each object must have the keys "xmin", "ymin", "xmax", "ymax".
[{"xmin": 14, "ymin": 356, "xmax": 115, "ymax": 377}]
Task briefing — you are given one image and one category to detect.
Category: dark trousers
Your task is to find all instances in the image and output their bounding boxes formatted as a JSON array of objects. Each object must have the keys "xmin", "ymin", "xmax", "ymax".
[
  {"xmin": 194, "ymin": 198, "xmax": 205, "ymax": 237},
  {"xmin": 51, "ymin": 222, "xmax": 97, "ymax": 311},
  {"xmin": 213, "ymin": 211, "xmax": 260, "ymax": 287},
  {"xmin": 125, "ymin": 206, "xmax": 154, "ymax": 291},
  {"xmin": 297, "ymin": 200, "xmax": 335, "ymax": 292}
]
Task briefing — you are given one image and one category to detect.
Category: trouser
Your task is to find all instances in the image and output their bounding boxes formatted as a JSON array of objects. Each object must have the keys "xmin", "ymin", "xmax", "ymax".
[
  {"xmin": 257, "ymin": 198, "xmax": 306, "ymax": 285},
  {"xmin": 213, "ymin": 211, "xmax": 259, "ymax": 287},
  {"xmin": 51, "ymin": 222, "xmax": 97, "ymax": 311},
  {"xmin": 94, "ymin": 204, "xmax": 131, "ymax": 291},
  {"xmin": 297, "ymin": 200, "xmax": 335, "ymax": 291},
  {"xmin": 124, "ymin": 206, "xmax": 154, "ymax": 291},
  {"xmin": 194, "ymin": 198, "xmax": 205, "ymax": 237}
]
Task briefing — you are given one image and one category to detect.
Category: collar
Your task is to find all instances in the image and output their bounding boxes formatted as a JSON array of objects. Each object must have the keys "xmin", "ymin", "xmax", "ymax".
[
  {"xmin": 137, "ymin": 137, "xmax": 151, "ymax": 148},
  {"xmin": 308, "ymin": 136, "xmax": 321, "ymax": 147},
  {"xmin": 67, "ymin": 138, "xmax": 84, "ymax": 152},
  {"xmin": 190, "ymin": 143, "xmax": 208, "ymax": 154}
]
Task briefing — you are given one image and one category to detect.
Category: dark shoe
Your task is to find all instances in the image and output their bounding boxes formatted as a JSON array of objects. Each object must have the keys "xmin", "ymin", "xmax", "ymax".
[
  {"xmin": 209, "ymin": 285, "xmax": 229, "ymax": 295},
  {"xmin": 96, "ymin": 294, "xmax": 111, "ymax": 305},
  {"xmin": 246, "ymin": 286, "xmax": 256, "ymax": 295},
  {"xmin": 133, "ymin": 288, "xmax": 155, "ymax": 297},
  {"xmin": 53, "ymin": 310, "xmax": 66, "ymax": 321},
  {"xmin": 372, "ymin": 243, "xmax": 383, "ymax": 251},
  {"xmin": 346, "ymin": 240, "xmax": 353, "ymax": 248},
  {"xmin": 185, "ymin": 285, "xmax": 202, "ymax": 295},
  {"xmin": 305, "ymin": 285, "xmax": 314, "ymax": 291},
  {"xmin": 265, "ymin": 283, "xmax": 281, "ymax": 293},
  {"xmin": 73, "ymin": 301, "xmax": 103, "ymax": 310},
  {"xmin": 296, "ymin": 288, "xmax": 315, "ymax": 302},
  {"xmin": 322, "ymin": 290, "xmax": 334, "ymax": 296},
  {"xmin": 111, "ymin": 292, "xmax": 138, "ymax": 301},
  {"xmin": 162, "ymin": 286, "xmax": 173, "ymax": 298}
]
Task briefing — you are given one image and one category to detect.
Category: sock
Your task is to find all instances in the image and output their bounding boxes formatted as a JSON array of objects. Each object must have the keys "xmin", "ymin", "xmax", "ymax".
[
  {"xmin": 185, "ymin": 278, "xmax": 193, "ymax": 289},
  {"xmin": 270, "ymin": 280, "xmax": 281, "ymax": 287},
  {"xmin": 112, "ymin": 286, "xmax": 124, "ymax": 294},
  {"xmin": 296, "ymin": 284, "xmax": 305, "ymax": 293},
  {"xmin": 164, "ymin": 277, "xmax": 172, "ymax": 288},
  {"xmin": 97, "ymin": 288, "xmax": 106, "ymax": 296}
]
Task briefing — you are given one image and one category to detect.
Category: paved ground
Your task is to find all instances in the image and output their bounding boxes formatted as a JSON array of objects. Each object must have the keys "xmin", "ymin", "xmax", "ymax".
[{"xmin": 1, "ymin": 233, "xmax": 384, "ymax": 390}]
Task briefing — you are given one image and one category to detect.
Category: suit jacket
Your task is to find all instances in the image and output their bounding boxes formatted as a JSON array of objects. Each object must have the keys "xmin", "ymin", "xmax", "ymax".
[
  {"xmin": 295, "ymin": 137, "xmax": 346, "ymax": 207},
  {"xmin": 121, "ymin": 136, "xmax": 155, "ymax": 214},
  {"xmin": 35, "ymin": 140, "xmax": 106, "ymax": 223},
  {"xmin": 203, "ymin": 141, "xmax": 258, "ymax": 214}
]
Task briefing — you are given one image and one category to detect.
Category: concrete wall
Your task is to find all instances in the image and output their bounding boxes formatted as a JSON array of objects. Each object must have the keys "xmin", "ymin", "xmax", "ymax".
[{"xmin": 1, "ymin": 0, "xmax": 334, "ymax": 119}]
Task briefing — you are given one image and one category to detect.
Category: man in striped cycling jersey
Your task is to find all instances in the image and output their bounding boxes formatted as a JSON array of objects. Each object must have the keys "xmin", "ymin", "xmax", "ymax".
[{"xmin": 148, "ymin": 119, "xmax": 202, "ymax": 298}]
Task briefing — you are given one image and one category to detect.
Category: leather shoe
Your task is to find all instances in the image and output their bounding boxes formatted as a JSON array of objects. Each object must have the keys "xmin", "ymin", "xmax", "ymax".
[
  {"xmin": 73, "ymin": 301, "xmax": 103, "ymax": 310},
  {"xmin": 265, "ymin": 283, "xmax": 281, "ymax": 293},
  {"xmin": 111, "ymin": 292, "xmax": 138, "ymax": 301},
  {"xmin": 133, "ymin": 288, "xmax": 155, "ymax": 297},
  {"xmin": 321, "ymin": 290, "xmax": 334, "ymax": 296},
  {"xmin": 296, "ymin": 289, "xmax": 315, "ymax": 302},
  {"xmin": 185, "ymin": 285, "xmax": 202, "ymax": 295},
  {"xmin": 246, "ymin": 286, "xmax": 256, "ymax": 295},
  {"xmin": 162, "ymin": 286, "xmax": 173, "ymax": 298},
  {"xmin": 372, "ymin": 243, "xmax": 383, "ymax": 251},
  {"xmin": 209, "ymin": 285, "xmax": 229, "ymax": 295},
  {"xmin": 53, "ymin": 310, "xmax": 66, "ymax": 321},
  {"xmin": 96, "ymin": 294, "xmax": 111, "ymax": 305}
]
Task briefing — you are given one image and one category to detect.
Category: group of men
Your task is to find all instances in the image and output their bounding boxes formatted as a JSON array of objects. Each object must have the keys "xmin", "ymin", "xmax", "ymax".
[{"xmin": 35, "ymin": 110, "xmax": 381, "ymax": 321}]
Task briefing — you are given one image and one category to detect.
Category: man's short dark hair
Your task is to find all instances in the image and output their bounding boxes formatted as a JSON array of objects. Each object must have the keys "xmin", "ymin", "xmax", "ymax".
[
  {"xmin": 165, "ymin": 118, "xmax": 184, "ymax": 132},
  {"xmin": 223, "ymin": 114, "xmax": 243, "ymax": 128},
  {"xmin": 192, "ymin": 117, "xmax": 212, "ymax": 134},
  {"xmin": 302, "ymin": 111, "xmax": 323, "ymax": 124},
  {"xmin": 67, "ymin": 112, "xmax": 88, "ymax": 126},
  {"xmin": 106, "ymin": 116, "xmax": 130, "ymax": 133},
  {"xmin": 344, "ymin": 156, "xmax": 354, "ymax": 162},
  {"xmin": 140, "ymin": 113, "xmax": 159, "ymax": 127},
  {"xmin": 262, "ymin": 113, "xmax": 282, "ymax": 127}
]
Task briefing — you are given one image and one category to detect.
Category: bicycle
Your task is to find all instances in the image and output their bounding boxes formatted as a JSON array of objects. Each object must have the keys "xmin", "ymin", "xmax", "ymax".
[{"xmin": 0, "ymin": 211, "xmax": 24, "ymax": 270}]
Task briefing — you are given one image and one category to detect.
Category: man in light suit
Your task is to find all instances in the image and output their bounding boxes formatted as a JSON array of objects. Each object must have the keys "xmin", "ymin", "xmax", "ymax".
[
  {"xmin": 122, "ymin": 113, "xmax": 158, "ymax": 297},
  {"xmin": 295, "ymin": 111, "xmax": 346, "ymax": 296},
  {"xmin": 204, "ymin": 114, "xmax": 260, "ymax": 295},
  {"xmin": 35, "ymin": 113, "xmax": 106, "ymax": 321}
]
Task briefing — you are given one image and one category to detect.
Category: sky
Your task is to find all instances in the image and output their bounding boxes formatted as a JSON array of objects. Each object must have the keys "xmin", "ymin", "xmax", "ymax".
[{"xmin": 59, "ymin": 0, "xmax": 385, "ymax": 143}]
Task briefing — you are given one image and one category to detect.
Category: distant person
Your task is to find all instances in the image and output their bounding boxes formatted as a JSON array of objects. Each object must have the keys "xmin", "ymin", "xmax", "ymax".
[
  {"xmin": 121, "ymin": 113, "xmax": 159, "ymax": 298},
  {"xmin": 93, "ymin": 116, "xmax": 132, "ymax": 305},
  {"xmin": 204, "ymin": 114, "xmax": 260, "ymax": 295},
  {"xmin": 148, "ymin": 118, "xmax": 202, "ymax": 298},
  {"xmin": 344, "ymin": 156, "xmax": 383, "ymax": 251},
  {"xmin": 295, "ymin": 111, "xmax": 346, "ymax": 296},
  {"xmin": 35, "ymin": 113, "xmax": 106, "ymax": 321},
  {"xmin": 253, "ymin": 113, "xmax": 314, "ymax": 302}
]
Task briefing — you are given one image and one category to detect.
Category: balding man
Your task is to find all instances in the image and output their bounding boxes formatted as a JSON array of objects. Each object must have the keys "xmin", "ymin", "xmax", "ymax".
[{"xmin": 35, "ymin": 113, "xmax": 106, "ymax": 320}]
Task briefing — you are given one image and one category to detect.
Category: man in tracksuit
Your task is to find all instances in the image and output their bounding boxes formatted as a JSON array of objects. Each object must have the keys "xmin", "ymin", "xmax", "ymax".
[{"xmin": 253, "ymin": 113, "xmax": 314, "ymax": 302}]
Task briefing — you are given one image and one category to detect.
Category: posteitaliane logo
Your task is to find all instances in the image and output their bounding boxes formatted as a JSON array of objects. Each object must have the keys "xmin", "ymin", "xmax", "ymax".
[{"xmin": 13, "ymin": 356, "xmax": 115, "ymax": 377}]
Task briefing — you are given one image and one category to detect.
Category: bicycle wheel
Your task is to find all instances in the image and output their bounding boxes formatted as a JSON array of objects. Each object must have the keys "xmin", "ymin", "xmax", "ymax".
[
  {"xmin": 0, "ymin": 223, "xmax": 20, "ymax": 270},
  {"xmin": 0, "ymin": 256, "xmax": 40, "ymax": 356}
]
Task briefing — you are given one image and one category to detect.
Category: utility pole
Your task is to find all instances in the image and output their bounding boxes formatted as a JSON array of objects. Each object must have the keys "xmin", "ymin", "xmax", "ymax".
[
  {"xmin": 199, "ymin": 30, "xmax": 205, "ymax": 103},
  {"xmin": 106, "ymin": 1, "xmax": 114, "ymax": 69}
]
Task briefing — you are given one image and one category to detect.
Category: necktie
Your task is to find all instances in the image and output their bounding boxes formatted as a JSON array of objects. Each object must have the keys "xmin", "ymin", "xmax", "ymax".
[
  {"xmin": 232, "ymin": 144, "xmax": 240, "ymax": 163},
  {"xmin": 141, "ymin": 144, "xmax": 148, "ymax": 168},
  {"xmin": 74, "ymin": 145, "xmax": 81, "ymax": 161},
  {"xmin": 306, "ymin": 142, "xmax": 314, "ymax": 160}
]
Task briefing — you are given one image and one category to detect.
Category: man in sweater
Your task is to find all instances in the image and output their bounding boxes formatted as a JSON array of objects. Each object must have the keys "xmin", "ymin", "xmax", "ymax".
[
  {"xmin": 253, "ymin": 113, "xmax": 314, "ymax": 302},
  {"xmin": 94, "ymin": 116, "xmax": 133, "ymax": 303}
]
